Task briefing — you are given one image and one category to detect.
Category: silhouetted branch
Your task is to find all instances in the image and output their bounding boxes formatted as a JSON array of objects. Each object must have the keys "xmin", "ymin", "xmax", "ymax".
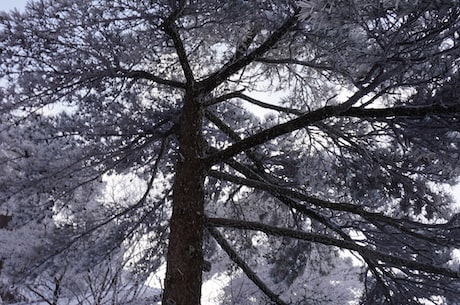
[
  {"xmin": 204, "ymin": 80, "xmax": 381, "ymax": 165},
  {"xmin": 206, "ymin": 217, "xmax": 460, "ymax": 278},
  {"xmin": 208, "ymin": 170, "xmax": 458, "ymax": 236},
  {"xmin": 207, "ymin": 227, "xmax": 289, "ymax": 305},
  {"xmin": 199, "ymin": 7, "xmax": 300, "ymax": 92},
  {"xmin": 119, "ymin": 69, "xmax": 186, "ymax": 89},
  {"xmin": 162, "ymin": 0, "xmax": 195, "ymax": 84}
]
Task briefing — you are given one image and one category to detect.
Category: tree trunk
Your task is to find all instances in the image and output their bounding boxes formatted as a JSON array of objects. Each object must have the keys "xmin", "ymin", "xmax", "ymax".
[
  {"xmin": 0, "ymin": 214, "xmax": 14, "ymax": 302},
  {"xmin": 0, "ymin": 215, "xmax": 12, "ymax": 229},
  {"xmin": 162, "ymin": 89, "xmax": 206, "ymax": 305}
]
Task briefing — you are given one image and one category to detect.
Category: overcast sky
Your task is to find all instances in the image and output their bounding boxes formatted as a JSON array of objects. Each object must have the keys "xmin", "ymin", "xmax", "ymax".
[{"xmin": 0, "ymin": 0, "xmax": 28, "ymax": 12}]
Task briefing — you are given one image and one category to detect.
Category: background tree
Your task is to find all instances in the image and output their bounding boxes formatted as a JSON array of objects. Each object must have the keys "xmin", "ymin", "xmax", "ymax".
[{"xmin": 1, "ymin": 0, "xmax": 460, "ymax": 304}]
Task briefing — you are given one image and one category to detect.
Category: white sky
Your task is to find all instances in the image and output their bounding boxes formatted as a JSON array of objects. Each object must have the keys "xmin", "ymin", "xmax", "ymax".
[
  {"xmin": 0, "ymin": 1, "xmax": 27, "ymax": 99},
  {"xmin": 0, "ymin": 0, "xmax": 28, "ymax": 11}
]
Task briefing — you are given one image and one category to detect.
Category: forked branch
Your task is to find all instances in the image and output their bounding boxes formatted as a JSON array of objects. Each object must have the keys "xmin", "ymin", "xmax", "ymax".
[
  {"xmin": 199, "ymin": 7, "xmax": 300, "ymax": 92},
  {"xmin": 162, "ymin": 1, "xmax": 195, "ymax": 85},
  {"xmin": 204, "ymin": 81, "xmax": 380, "ymax": 165}
]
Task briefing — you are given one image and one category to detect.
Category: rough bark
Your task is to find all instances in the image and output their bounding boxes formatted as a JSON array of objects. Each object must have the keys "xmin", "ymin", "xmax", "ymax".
[
  {"xmin": 0, "ymin": 215, "xmax": 12, "ymax": 229},
  {"xmin": 162, "ymin": 88, "xmax": 206, "ymax": 305},
  {"xmin": 0, "ymin": 214, "xmax": 13, "ymax": 301}
]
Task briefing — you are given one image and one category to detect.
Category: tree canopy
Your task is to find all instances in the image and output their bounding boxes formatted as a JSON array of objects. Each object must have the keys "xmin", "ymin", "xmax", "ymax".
[{"xmin": 1, "ymin": 0, "xmax": 460, "ymax": 304}]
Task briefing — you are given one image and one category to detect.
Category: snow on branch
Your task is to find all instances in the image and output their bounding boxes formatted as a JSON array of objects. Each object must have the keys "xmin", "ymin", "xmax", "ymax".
[
  {"xmin": 206, "ymin": 217, "xmax": 460, "ymax": 278},
  {"xmin": 207, "ymin": 227, "xmax": 289, "ymax": 305}
]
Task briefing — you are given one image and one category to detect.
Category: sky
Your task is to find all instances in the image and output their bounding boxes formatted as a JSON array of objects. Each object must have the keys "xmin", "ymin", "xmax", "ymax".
[{"xmin": 0, "ymin": 0, "xmax": 28, "ymax": 12}]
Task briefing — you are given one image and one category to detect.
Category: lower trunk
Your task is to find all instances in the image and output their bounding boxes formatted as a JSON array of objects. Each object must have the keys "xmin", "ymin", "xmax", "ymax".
[{"xmin": 162, "ymin": 91, "xmax": 206, "ymax": 305}]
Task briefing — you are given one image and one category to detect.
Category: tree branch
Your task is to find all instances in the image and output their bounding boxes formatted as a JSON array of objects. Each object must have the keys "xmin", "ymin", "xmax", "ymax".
[
  {"xmin": 342, "ymin": 104, "xmax": 460, "ymax": 119},
  {"xmin": 205, "ymin": 91, "xmax": 303, "ymax": 115},
  {"xmin": 204, "ymin": 83, "xmax": 378, "ymax": 165},
  {"xmin": 119, "ymin": 69, "xmax": 186, "ymax": 89},
  {"xmin": 206, "ymin": 217, "xmax": 460, "ymax": 278},
  {"xmin": 207, "ymin": 227, "xmax": 289, "ymax": 305},
  {"xmin": 205, "ymin": 112, "xmax": 371, "ymax": 254},
  {"xmin": 208, "ymin": 170, "xmax": 458, "ymax": 235},
  {"xmin": 256, "ymin": 57, "xmax": 334, "ymax": 71},
  {"xmin": 26, "ymin": 136, "xmax": 171, "ymax": 277},
  {"xmin": 162, "ymin": 1, "xmax": 195, "ymax": 85},
  {"xmin": 204, "ymin": 110, "xmax": 265, "ymax": 172},
  {"xmin": 206, "ymin": 110, "xmax": 364, "ymax": 247},
  {"xmin": 223, "ymin": 158, "xmax": 348, "ymax": 233},
  {"xmin": 205, "ymin": 85, "xmax": 460, "ymax": 166},
  {"xmin": 203, "ymin": 90, "xmax": 245, "ymax": 107},
  {"xmin": 199, "ymin": 8, "xmax": 300, "ymax": 92},
  {"xmin": 219, "ymin": 152, "xmax": 413, "ymax": 291}
]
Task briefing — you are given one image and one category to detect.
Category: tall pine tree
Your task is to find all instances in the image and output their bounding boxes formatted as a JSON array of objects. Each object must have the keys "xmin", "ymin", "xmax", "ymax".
[{"xmin": 1, "ymin": 1, "xmax": 460, "ymax": 304}]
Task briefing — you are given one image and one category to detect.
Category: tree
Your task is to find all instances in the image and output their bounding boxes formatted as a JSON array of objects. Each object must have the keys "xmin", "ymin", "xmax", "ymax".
[{"xmin": 1, "ymin": 0, "xmax": 460, "ymax": 304}]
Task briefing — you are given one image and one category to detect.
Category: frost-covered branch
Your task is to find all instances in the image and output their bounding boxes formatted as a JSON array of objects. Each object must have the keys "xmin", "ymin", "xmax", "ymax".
[
  {"xmin": 204, "ymin": 110, "xmax": 266, "ymax": 172},
  {"xmin": 204, "ymin": 80, "xmax": 381, "ymax": 165},
  {"xmin": 342, "ymin": 103, "xmax": 460, "ymax": 119},
  {"xmin": 26, "ymin": 136, "xmax": 171, "ymax": 277},
  {"xmin": 207, "ymin": 227, "xmax": 289, "ymax": 305},
  {"xmin": 205, "ymin": 85, "xmax": 460, "ymax": 166},
  {"xmin": 162, "ymin": 1, "xmax": 195, "ymax": 85},
  {"xmin": 118, "ymin": 68, "xmax": 187, "ymax": 89},
  {"xmin": 256, "ymin": 57, "xmax": 334, "ymax": 72},
  {"xmin": 199, "ymin": 7, "xmax": 300, "ymax": 92},
  {"xmin": 205, "ymin": 91, "xmax": 303, "ymax": 115},
  {"xmin": 208, "ymin": 170, "xmax": 459, "ymax": 236},
  {"xmin": 206, "ymin": 217, "xmax": 460, "ymax": 278}
]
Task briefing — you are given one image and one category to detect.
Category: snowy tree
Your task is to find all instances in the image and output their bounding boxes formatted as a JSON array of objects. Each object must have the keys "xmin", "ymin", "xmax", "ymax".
[{"xmin": 1, "ymin": 0, "xmax": 460, "ymax": 304}]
